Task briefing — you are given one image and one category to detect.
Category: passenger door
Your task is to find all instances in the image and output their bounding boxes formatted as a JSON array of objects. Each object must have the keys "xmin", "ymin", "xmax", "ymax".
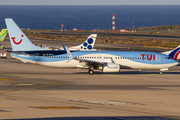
[
  {"xmin": 35, "ymin": 53, "xmax": 39, "ymax": 61},
  {"xmin": 156, "ymin": 55, "xmax": 161, "ymax": 63}
]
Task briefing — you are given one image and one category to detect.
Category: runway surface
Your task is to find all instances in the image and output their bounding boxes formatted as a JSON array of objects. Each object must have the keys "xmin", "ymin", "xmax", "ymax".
[{"xmin": 0, "ymin": 38, "xmax": 180, "ymax": 120}]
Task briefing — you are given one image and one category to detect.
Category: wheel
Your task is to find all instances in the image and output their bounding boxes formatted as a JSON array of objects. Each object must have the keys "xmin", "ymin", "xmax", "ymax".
[
  {"xmin": 88, "ymin": 69, "xmax": 94, "ymax": 75},
  {"xmin": 159, "ymin": 71, "xmax": 162, "ymax": 75}
]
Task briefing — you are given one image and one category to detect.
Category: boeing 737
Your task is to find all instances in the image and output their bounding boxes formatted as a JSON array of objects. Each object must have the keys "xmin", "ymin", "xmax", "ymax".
[
  {"xmin": 5, "ymin": 18, "xmax": 179, "ymax": 75},
  {"xmin": 0, "ymin": 29, "xmax": 8, "ymax": 41}
]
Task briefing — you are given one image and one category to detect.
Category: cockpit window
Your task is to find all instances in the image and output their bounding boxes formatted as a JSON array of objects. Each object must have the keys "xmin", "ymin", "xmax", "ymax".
[{"xmin": 165, "ymin": 57, "xmax": 170, "ymax": 59}]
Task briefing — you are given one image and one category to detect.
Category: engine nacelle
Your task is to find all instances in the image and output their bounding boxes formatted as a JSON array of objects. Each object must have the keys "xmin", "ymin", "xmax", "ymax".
[{"xmin": 102, "ymin": 63, "xmax": 120, "ymax": 72}]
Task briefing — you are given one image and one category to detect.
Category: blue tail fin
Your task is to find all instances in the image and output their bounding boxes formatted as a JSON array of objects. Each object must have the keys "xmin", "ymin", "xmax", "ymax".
[
  {"xmin": 68, "ymin": 34, "xmax": 97, "ymax": 51},
  {"xmin": 168, "ymin": 45, "xmax": 180, "ymax": 60},
  {"xmin": 79, "ymin": 34, "xmax": 97, "ymax": 50},
  {"xmin": 5, "ymin": 18, "xmax": 47, "ymax": 51}
]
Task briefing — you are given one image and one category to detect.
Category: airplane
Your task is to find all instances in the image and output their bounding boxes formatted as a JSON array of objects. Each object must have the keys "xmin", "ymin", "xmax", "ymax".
[
  {"xmin": 0, "ymin": 29, "xmax": 8, "ymax": 41},
  {"xmin": 5, "ymin": 18, "xmax": 179, "ymax": 75},
  {"xmin": 42, "ymin": 34, "xmax": 97, "ymax": 51}
]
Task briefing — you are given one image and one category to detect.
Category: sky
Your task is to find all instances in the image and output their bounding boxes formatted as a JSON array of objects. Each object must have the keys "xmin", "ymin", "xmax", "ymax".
[{"xmin": 1, "ymin": 0, "xmax": 180, "ymax": 5}]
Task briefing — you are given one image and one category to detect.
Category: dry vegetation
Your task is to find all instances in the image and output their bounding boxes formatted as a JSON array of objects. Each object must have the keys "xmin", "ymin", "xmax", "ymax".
[{"xmin": 20, "ymin": 28, "xmax": 180, "ymax": 49}]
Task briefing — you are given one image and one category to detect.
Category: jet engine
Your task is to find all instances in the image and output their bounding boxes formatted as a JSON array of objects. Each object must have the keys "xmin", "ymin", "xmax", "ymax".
[{"xmin": 102, "ymin": 63, "xmax": 120, "ymax": 72}]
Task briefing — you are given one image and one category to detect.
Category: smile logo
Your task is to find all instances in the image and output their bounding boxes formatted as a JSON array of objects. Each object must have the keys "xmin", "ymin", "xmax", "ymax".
[{"xmin": 11, "ymin": 35, "xmax": 23, "ymax": 45}]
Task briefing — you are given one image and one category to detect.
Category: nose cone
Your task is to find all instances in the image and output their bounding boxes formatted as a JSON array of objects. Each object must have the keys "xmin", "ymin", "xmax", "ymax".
[{"xmin": 171, "ymin": 59, "xmax": 179, "ymax": 67}]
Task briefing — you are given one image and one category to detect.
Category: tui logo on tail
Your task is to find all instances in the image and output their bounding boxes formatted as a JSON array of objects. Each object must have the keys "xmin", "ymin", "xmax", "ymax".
[{"xmin": 11, "ymin": 34, "xmax": 23, "ymax": 45}]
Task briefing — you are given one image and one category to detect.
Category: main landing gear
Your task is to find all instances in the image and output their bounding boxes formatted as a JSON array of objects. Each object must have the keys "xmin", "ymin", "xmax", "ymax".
[{"xmin": 88, "ymin": 69, "xmax": 94, "ymax": 75}]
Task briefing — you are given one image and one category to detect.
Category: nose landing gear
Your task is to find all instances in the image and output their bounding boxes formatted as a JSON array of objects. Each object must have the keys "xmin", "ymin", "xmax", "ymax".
[
  {"xmin": 88, "ymin": 69, "xmax": 94, "ymax": 75},
  {"xmin": 159, "ymin": 71, "xmax": 162, "ymax": 75}
]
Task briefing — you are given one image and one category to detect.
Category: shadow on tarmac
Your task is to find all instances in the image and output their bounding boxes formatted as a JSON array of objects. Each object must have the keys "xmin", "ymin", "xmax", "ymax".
[
  {"xmin": 6, "ymin": 116, "xmax": 176, "ymax": 120},
  {"xmin": 1, "ymin": 71, "xmax": 179, "ymax": 75},
  {"xmin": 75, "ymin": 71, "xmax": 180, "ymax": 75}
]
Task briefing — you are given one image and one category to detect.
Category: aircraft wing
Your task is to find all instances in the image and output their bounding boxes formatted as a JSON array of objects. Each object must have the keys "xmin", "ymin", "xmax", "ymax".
[
  {"xmin": 63, "ymin": 45, "xmax": 103, "ymax": 68},
  {"xmin": 77, "ymin": 59, "xmax": 104, "ymax": 67}
]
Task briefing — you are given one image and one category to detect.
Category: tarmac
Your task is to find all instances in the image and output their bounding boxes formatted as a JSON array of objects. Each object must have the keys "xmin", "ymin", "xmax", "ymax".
[{"xmin": 0, "ymin": 38, "xmax": 180, "ymax": 120}]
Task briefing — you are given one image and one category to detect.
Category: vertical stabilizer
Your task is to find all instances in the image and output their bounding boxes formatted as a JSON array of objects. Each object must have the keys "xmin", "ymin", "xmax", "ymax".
[
  {"xmin": 5, "ymin": 18, "xmax": 47, "ymax": 51},
  {"xmin": 78, "ymin": 34, "xmax": 97, "ymax": 50},
  {"xmin": 67, "ymin": 34, "xmax": 97, "ymax": 51}
]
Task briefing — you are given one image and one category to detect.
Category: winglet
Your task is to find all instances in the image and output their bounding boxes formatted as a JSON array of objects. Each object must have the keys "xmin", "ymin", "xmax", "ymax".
[{"xmin": 62, "ymin": 45, "xmax": 75, "ymax": 63}]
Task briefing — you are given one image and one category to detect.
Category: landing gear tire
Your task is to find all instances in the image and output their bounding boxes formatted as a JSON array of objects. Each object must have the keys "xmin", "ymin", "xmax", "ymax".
[
  {"xmin": 159, "ymin": 71, "xmax": 162, "ymax": 75},
  {"xmin": 88, "ymin": 69, "xmax": 94, "ymax": 75}
]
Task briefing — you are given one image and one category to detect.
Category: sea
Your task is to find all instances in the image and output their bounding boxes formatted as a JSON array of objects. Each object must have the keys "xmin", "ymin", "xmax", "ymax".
[{"xmin": 0, "ymin": 5, "xmax": 180, "ymax": 30}]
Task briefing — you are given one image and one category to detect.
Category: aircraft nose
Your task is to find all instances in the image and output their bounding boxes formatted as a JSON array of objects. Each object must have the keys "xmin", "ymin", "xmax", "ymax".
[{"xmin": 172, "ymin": 59, "xmax": 179, "ymax": 66}]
